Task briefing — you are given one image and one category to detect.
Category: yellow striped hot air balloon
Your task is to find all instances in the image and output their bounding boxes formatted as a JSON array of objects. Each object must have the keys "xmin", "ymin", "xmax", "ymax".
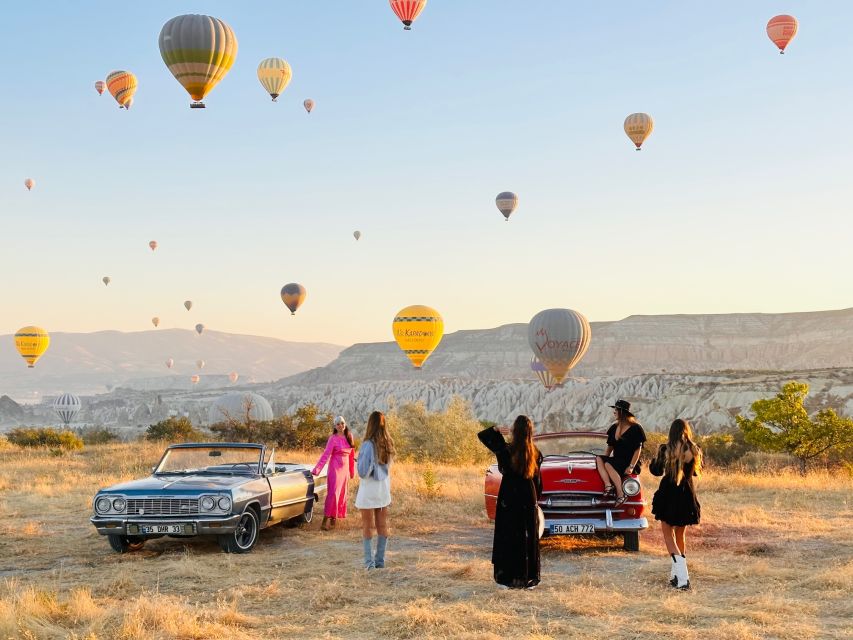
[
  {"xmin": 624, "ymin": 113, "xmax": 654, "ymax": 150},
  {"xmin": 280, "ymin": 284, "xmax": 307, "ymax": 316},
  {"xmin": 159, "ymin": 14, "xmax": 238, "ymax": 109},
  {"xmin": 14, "ymin": 326, "xmax": 50, "ymax": 368},
  {"xmin": 106, "ymin": 70, "xmax": 137, "ymax": 109},
  {"xmin": 392, "ymin": 305, "xmax": 444, "ymax": 368},
  {"xmin": 257, "ymin": 57, "xmax": 292, "ymax": 101}
]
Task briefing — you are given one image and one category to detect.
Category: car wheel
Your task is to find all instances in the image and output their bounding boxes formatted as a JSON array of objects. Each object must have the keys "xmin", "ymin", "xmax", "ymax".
[
  {"xmin": 108, "ymin": 534, "xmax": 145, "ymax": 553},
  {"xmin": 219, "ymin": 508, "xmax": 259, "ymax": 553},
  {"xmin": 623, "ymin": 531, "xmax": 640, "ymax": 552},
  {"xmin": 299, "ymin": 499, "xmax": 315, "ymax": 525}
]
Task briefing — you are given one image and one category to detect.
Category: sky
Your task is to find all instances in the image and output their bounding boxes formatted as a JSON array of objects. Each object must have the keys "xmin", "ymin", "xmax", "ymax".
[{"xmin": 1, "ymin": 1, "xmax": 851, "ymax": 346}]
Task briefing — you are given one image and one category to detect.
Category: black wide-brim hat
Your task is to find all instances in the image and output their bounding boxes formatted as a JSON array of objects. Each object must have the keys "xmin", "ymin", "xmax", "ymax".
[{"xmin": 609, "ymin": 399, "xmax": 634, "ymax": 417}]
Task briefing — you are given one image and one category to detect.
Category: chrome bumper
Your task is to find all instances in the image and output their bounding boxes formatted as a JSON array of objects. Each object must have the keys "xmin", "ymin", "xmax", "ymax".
[
  {"xmin": 544, "ymin": 512, "xmax": 648, "ymax": 533},
  {"xmin": 90, "ymin": 514, "xmax": 242, "ymax": 536}
]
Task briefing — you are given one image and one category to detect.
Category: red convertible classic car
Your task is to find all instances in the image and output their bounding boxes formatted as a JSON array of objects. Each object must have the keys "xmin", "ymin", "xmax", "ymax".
[{"xmin": 484, "ymin": 431, "xmax": 648, "ymax": 551}]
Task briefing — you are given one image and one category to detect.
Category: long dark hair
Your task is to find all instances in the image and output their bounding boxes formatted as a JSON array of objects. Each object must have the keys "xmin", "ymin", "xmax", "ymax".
[
  {"xmin": 665, "ymin": 419, "xmax": 702, "ymax": 484},
  {"xmin": 508, "ymin": 415, "xmax": 538, "ymax": 479},
  {"xmin": 364, "ymin": 411, "xmax": 395, "ymax": 465},
  {"xmin": 333, "ymin": 417, "xmax": 354, "ymax": 447}
]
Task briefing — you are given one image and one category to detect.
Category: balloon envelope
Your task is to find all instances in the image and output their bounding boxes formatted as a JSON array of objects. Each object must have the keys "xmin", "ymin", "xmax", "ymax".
[
  {"xmin": 149, "ymin": 240, "xmax": 158, "ymax": 251},
  {"xmin": 303, "ymin": 98, "xmax": 314, "ymax": 113},
  {"xmin": 767, "ymin": 15, "xmax": 798, "ymax": 53},
  {"xmin": 531, "ymin": 356, "xmax": 557, "ymax": 390},
  {"xmin": 229, "ymin": 371, "xmax": 239, "ymax": 383},
  {"xmin": 392, "ymin": 304, "xmax": 444, "ymax": 368},
  {"xmin": 527, "ymin": 309, "xmax": 591, "ymax": 384},
  {"xmin": 159, "ymin": 14, "xmax": 238, "ymax": 107},
  {"xmin": 257, "ymin": 57, "xmax": 292, "ymax": 101},
  {"xmin": 195, "ymin": 323, "xmax": 205, "ymax": 335},
  {"xmin": 280, "ymin": 283, "xmax": 307, "ymax": 315},
  {"xmin": 196, "ymin": 359, "xmax": 205, "ymax": 369},
  {"xmin": 53, "ymin": 393, "xmax": 81, "ymax": 426},
  {"xmin": 389, "ymin": 0, "xmax": 428, "ymax": 30},
  {"xmin": 95, "ymin": 81, "xmax": 106, "ymax": 95},
  {"xmin": 184, "ymin": 300, "xmax": 193, "ymax": 311},
  {"xmin": 102, "ymin": 277, "xmax": 111, "ymax": 286},
  {"xmin": 353, "ymin": 230, "xmax": 361, "ymax": 241},
  {"xmin": 105, "ymin": 70, "xmax": 137, "ymax": 109},
  {"xmin": 624, "ymin": 113, "xmax": 654, "ymax": 150},
  {"xmin": 24, "ymin": 178, "xmax": 34, "ymax": 191},
  {"xmin": 495, "ymin": 192, "xmax": 518, "ymax": 221},
  {"xmin": 14, "ymin": 326, "xmax": 50, "ymax": 368},
  {"xmin": 152, "ymin": 317, "xmax": 160, "ymax": 328},
  {"xmin": 190, "ymin": 374, "xmax": 200, "ymax": 384},
  {"xmin": 166, "ymin": 358, "xmax": 174, "ymax": 369}
]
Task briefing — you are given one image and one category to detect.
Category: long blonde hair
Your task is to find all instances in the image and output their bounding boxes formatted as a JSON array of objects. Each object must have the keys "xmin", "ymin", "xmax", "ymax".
[
  {"xmin": 364, "ymin": 411, "xmax": 395, "ymax": 465},
  {"xmin": 665, "ymin": 419, "xmax": 702, "ymax": 485},
  {"xmin": 509, "ymin": 415, "xmax": 539, "ymax": 480}
]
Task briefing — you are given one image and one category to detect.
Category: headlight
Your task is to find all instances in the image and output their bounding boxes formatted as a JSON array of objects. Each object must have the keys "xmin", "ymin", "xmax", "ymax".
[
  {"xmin": 112, "ymin": 497, "xmax": 126, "ymax": 512},
  {"xmin": 95, "ymin": 497, "xmax": 112, "ymax": 514},
  {"xmin": 217, "ymin": 496, "xmax": 232, "ymax": 511},
  {"xmin": 200, "ymin": 496, "xmax": 216, "ymax": 511},
  {"xmin": 622, "ymin": 478, "xmax": 641, "ymax": 497}
]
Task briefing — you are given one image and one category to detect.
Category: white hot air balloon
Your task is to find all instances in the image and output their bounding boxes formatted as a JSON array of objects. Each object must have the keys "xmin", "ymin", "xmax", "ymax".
[
  {"xmin": 165, "ymin": 358, "xmax": 174, "ymax": 369},
  {"xmin": 53, "ymin": 393, "xmax": 81, "ymax": 427},
  {"xmin": 527, "ymin": 308, "xmax": 592, "ymax": 384},
  {"xmin": 196, "ymin": 359, "xmax": 205, "ymax": 370}
]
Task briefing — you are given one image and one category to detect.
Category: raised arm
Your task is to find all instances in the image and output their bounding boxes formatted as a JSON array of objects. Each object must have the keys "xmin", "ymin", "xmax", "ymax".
[
  {"xmin": 477, "ymin": 426, "xmax": 507, "ymax": 455},
  {"xmin": 312, "ymin": 436, "xmax": 334, "ymax": 476}
]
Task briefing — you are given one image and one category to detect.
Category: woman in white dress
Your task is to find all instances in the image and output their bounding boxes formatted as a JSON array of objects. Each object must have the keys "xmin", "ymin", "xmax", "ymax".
[{"xmin": 356, "ymin": 411, "xmax": 395, "ymax": 569}]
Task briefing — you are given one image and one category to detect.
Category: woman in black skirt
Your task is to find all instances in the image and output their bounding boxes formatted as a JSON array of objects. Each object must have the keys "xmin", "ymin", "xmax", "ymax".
[
  {"xmin": 595, "ymin": 400, "xmax": 646, "ymax": 504},
  {"xmin": 650, "ymin": 418, "xmax": 702, "ymax": 590},
  {"xmin": 478, "ymin": 416, "xmax": 543, "ymax": 589}
]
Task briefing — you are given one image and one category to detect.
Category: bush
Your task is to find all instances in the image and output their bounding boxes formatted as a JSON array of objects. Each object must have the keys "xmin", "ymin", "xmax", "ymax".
[
  {"xmin": 78, "ymin": 427, "xmax": 120, "ymax": 445},
  {"xmin": 643, "ymin": 429, "xmax": 756, "ymax": 468},
  {"xmin": 6, "ymin": 427, "xmax": 83, "ymax": 451},
  {"xmin": 210, "ymin": 403, "xmax": 333, "ymax": 449},
  {"xmin": 145, "ymin": 417, "xmax": 204, "ymax": 443}
]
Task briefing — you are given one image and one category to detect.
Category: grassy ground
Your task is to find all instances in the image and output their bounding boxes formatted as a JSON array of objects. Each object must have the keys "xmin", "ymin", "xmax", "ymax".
[{"xmin": 0, "ymin": 442, "xmax": 850, "ymax": 639}]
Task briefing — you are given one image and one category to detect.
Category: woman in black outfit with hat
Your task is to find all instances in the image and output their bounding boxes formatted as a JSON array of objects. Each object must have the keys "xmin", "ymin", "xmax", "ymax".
[
  {"xmin": 595, "ymin": 400, "xmax": 646, "ymax": 504},
  {"xmin": 478, "ymin": 416, "xmax": 543, "ymax": 589}
]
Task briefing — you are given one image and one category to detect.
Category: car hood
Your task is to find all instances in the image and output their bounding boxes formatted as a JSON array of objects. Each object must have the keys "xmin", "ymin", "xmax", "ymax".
[
  {"xmin": 101, "ymin": 474, "xmax": 255, "ymax": 495},
  {"xmin": 541, "ymin": 458, "xmax": 602, "ymax": 492}
]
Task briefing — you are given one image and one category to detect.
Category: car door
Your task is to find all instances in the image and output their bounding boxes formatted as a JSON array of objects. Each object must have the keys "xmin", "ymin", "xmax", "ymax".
[{"xmin": 267, "ymin": 466, "xmax": 312, "ymax": 524}]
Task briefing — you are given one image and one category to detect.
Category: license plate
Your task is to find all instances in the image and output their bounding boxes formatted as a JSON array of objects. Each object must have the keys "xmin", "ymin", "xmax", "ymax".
[
  {"xmin": 551, "ymin": 523, "xmax": 595, "ymax": 535},
  {"xmin": 139, "ymin": 524, "xmax": 190, "ymax": 534}
]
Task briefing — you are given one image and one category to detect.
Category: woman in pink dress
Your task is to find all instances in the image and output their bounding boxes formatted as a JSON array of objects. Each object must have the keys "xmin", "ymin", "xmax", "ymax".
[{"xmin": 312, "ymin": 415, "xmax": 355, "ymax": 530}]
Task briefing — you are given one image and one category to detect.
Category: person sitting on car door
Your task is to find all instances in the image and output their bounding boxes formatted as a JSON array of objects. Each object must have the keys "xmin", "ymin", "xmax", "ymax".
[{"xmin": 595, "ymin": 400, "xmax": 646, "ymax": 505}]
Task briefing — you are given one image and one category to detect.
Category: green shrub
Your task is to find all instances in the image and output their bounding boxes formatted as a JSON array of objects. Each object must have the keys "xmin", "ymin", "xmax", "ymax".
[
  {"xmin": 210, "ymin": 403, "xmax": 333, "ymax": 449},
  {"xmin": 643, "ymin": 429, "xmax": 756, "ymax": 468},
  {"xmin": 78, "ymin": 427, "xmax": 120, "ymax": 445},
  {"xmin": 6, "ymin": 427, "xmax": 83, "ymax": 451},
  {"xmin": 145, "ymin": 417, "xmax": 204, "ymax": 443},
  {"xmin": 418, "ymin": 462, "xmax": 442, "ymax": 499}
]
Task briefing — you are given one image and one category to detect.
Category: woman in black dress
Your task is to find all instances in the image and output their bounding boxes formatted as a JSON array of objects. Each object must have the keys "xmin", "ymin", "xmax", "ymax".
[
  {"xmin": 650, "ymin": 418, "xmax": 702, "ymax": 590},
  {"xmin": 594, "ymin": 400, "xmax": 646, "ymax": 504},
  {"xmin": 478, "ymin": 416, "xmax": 543, "ymax": 589}
]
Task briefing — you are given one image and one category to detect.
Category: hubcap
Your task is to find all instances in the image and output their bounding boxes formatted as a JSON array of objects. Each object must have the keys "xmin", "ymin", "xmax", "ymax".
[{"xmin": 235, "ymin": 513, "xmax": 255, "ymax": 548}]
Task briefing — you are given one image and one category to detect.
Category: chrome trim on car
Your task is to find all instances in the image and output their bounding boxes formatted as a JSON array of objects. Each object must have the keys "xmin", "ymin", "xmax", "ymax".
[
  {"xmin": 270, "ymin": 495, "xmax": 313, "ymax": 509},
  {"xmin": 544, "ymin": 515, "xmax": 648, "ymax": 533}
]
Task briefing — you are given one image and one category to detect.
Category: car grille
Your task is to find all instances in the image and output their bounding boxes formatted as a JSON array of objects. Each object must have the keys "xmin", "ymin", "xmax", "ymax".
[{"xmin": 126, "ymin": 498, "xmax": 200, "ymax": 516}]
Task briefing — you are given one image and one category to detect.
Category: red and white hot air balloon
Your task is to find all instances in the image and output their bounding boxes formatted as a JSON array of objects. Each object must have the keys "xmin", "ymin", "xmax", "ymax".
[
  {"xmin": 149, "ymin": 240, "xmax": 158, "ymax": 252},
  {"xmin": 95, "ymin": 80, "xmax": 106, "ymax": 95},
  {"xmin": 767, "ymin": 15, "xmax": 798, "ymax": 54},
  {"xmin": 389, "ymin": 0, "xmax": 427, "ymax": 30},
  {"xmin": 303, "ymin": 98, "xmax": 314, "ymax": 114}
]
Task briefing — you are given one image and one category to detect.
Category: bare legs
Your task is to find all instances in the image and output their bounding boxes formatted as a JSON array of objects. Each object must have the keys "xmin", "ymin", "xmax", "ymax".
[
  {"xmin": 603, "ymin": 462, "xmax": 624, "ymax": 499},
  {"xmin": 595, "ymin": 456, "xmax": 611, "ymax": 488},
  {"xmin": 660, "ymin": 522, "xmax": 679, "ymax": 555}
]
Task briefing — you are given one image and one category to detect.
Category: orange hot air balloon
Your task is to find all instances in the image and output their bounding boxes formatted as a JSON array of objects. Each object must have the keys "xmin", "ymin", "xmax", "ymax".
[
  {"xmin": 767, "ymin": 15, "xmax": 798, "ymax": 54},
  {"xmin": 389, "ymin": 0, "xmax": 428, "ymax": 30},
  {"xmin": 152, "ymin": 317, "xmax": 160, "ymax": 328},
  {"xmin": 190, "ymin": 374, "xmax": 200, "ymax": 385},
  {"xmin": 14, "ymin": 326, "xmax": 50, "ymax": 368},
  {"xmin": 149, "ymin": 240, "xmax": 158, "ymax": 252},
  {"xmin": 106, "ymin": 70, "xmax": 138, "ymax": 109},
  {"xmin": 280, "ymin": 283, "xmax": 307, "ymax": 316},
  {"xmin": 24, "ymin": 178, "xmax": 35, "ymax": 191},
  {"xmin": 624, "ymin": 113, "xmax": 654, "ymax": 150},
  {"xmin": 228, "ymin": 371, "xmax": 239, "ymax": 383}
]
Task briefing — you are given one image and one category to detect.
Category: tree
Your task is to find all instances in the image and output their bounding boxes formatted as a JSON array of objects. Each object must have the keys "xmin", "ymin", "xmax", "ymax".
[
  {"xmin": 146, "ymin": 417, "xmax": 204, "ymax": 443},
  {"xmin": 736, "ymin": 382, "xmax": 853, "ymax": 474}
]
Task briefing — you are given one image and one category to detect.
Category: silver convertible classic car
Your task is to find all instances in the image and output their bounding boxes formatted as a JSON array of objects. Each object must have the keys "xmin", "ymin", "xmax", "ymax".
[{"xmin": 91, "ymin": 443, "xmax": 327, "ymax": 554}]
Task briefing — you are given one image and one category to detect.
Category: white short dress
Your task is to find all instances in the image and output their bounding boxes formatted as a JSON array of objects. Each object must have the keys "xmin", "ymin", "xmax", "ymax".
[{"xmin": 355, "ymin": 473, "xmax": 391, "ymax": 509}]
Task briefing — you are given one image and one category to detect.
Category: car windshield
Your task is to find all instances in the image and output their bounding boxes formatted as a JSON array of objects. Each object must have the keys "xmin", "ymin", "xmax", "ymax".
[
  {"xmin": 155, "ymin": 446, "xmax": 262, "ymax": 475},
  {"xmin": 535, "ymin": 435, "xmax": 608, "ymax": 458}
]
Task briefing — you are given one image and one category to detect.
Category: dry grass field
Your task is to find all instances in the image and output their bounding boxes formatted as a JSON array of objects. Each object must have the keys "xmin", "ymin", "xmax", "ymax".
[{"xmin": 0, "ymin": 442, "xmax": 851, "ymax": 640}]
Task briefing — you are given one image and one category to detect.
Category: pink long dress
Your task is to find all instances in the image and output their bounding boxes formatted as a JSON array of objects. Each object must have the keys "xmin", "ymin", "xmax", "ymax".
[{"xmin": 312, "ymin": 433, "xmax": 355, "ymax": 518}]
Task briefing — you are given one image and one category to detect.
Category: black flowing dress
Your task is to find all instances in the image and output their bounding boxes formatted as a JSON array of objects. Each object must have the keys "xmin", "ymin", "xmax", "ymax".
[
  {"xmin": 600, "ymin": 422, "xmax": 647, "ymax": 475},
  {"xmin": 478, "ymin": 427, "xmax": 543, "ymax": 589},
  {"xmin": 650, "ymin": 444, "xmax": 701, "ymax": 526}
]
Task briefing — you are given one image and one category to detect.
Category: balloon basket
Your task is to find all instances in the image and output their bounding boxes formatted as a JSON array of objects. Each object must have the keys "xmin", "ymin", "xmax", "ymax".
[{"xmin": 190, "ymin": 102, "xmax": 206, "ymax": 109}]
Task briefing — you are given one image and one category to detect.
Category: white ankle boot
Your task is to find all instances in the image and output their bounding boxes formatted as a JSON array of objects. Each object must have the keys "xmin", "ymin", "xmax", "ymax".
[
  {"xmin": 673, "ymin": 554, "xmax": 690, "ymax": 590},
  {"xmin": 669, "ymin": 554, "xmax": 678, "ymax": 587}
]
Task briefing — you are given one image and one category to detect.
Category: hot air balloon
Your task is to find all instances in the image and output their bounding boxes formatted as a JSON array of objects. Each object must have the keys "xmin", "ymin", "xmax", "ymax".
[
  {"xmin": 196, "ymin": 359, "xmax": 205, "ymax": 369},
  {"xmin": 195, "ymin": 323, "xmax": 205, "ymax": 335},
  {"xmin": 257, "ymin": 57, "xmax": 292, "ymax": 101},
  {"xmin": 353, "ymin": 230, "xmax": 361, "ymax": 241},
  {"xmin": 53, "ymin": 393, "xmax": 81, "ymax": 427},
  {"xmin": 303, "ymin": 98, "xmax": 314, "ymax": 113},
  {"xmin": 102, "ymin": 277, "xmax": 111, "ymax": 286},
  {"xmin": 392, "ymin": 305, "xmax": 443, "ymax": 368},
  {"xmin": 280, "ymin": 284, "xmax": 307, "ymax": 316},
  {"xmin": 184, "ymin": 300, "xmax": 193, "ymax": 311},
  {"xmin": 495, "ymin": 192, "xmax": 518, "ymax": 221},
  {"xmin": 624, "ymin": 113, "xmax": 654, "ymax": 150},
  {"xmin": 159, "ymin": 14, "xmax": 238, "ymax": 108},
  {"xmin": 149, "ymin": 240, "xmax": 158, "ymax": 252},
  {"xmin": 190, "ymin": 374, "xmax": 200, "ymax": 385},
  {"xmin": 152, "ymin": 317, "xmax": 160, "ymax": 328},
  {"xmin": 531, "ymin": 356, "xmax": 557, "ymax": 391},
  {"xmin": 528, "ymin": 309, "xmax": 591, "ymax": 385},
  {"xmin": 390, "ymin": 0, "xmax": 428, "ymax": 30},
  {"xmin": 767, "ymin": 15, "xmax": 798, "ymax": 54},
  {"xmin": 14, "ymin": 326, "xmax": 50, "ymax": 368},
  {"xmin": 95, "ymin": 80, "xmax": 106, "ymax": 95},
  {"xmin": 166, "ymin": 358, "xmax": 174, "ymax": 369},
  {"xmin": 105, "ymin": 70, "xmax": 137, "ymax": 109},
  {"xmin": 24, "ymin": 178, "xmax": 34, "ymax": 191},
  {"xmin": 228, "ymin": 371, "xmax": 239, "ymax": 383}
]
